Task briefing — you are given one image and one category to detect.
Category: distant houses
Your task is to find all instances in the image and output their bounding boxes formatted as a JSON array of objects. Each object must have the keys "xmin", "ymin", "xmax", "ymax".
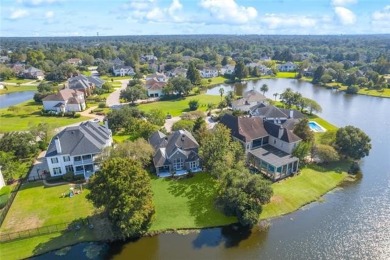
[
  {"xmin": 21, "ymin": 67, "xmax": 45, "ymax": 80},
  {"xmin": 112, "ymin": 65, "xmax": 135, "ymax": 76},
  {"xmin": 45, "ymin": 121, "xmax": 112, "ymax": 179},
  {"xmin": 149, "ymin": 130, "xmax": 202, "ymax": 177},
  {"xmin": 67, "ymin": 74, "xmax": 104, "ymax": 96},
  {"xmin": 231, "ymin": 90, "xmax": 267, "ymax": 112},
  {"xmin": 200, "ymin": 67, "xmax": 218, "ymax": 78},
  {"xmin": 278, "ymin": 62, "xmax": 297, "ymax": 72},
  {"xmin": 42, "ymin": 89, "xmax": 86, "ymax": 112}
]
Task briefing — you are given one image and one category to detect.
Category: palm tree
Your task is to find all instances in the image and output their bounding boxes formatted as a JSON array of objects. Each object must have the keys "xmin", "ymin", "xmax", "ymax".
[
  {"xmin": 273, "ymin": 92, "xmax": 279, "ymax": 101},
  {"xmin": 219, "ymin": 87, "xmax": 225, "ymax": 101},
  {"xmin": 260, "ymin": 84, "xmax": 269, "ymax": 96}
]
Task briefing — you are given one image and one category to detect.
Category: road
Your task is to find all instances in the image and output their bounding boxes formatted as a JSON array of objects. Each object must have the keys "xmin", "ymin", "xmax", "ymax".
[{"xmin": 106, "ymin": 79, "xmax": 129, "ymax": 107}]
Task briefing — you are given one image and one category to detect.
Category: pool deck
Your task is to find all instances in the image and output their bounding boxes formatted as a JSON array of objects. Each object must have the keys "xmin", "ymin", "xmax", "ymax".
[{"xmin": 308, "ymin": 121, "xmax": 327, "ymax": 132}]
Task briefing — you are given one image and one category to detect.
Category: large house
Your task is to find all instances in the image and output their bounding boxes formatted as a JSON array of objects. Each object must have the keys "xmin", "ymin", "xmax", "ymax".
[
  {"xmin": 278, "ymin": 62, "xmax": 297, "ymax": 72},
  {"xmin": 231, "ymin": 90, "xmax": 267, "ymax": 112},
  {"xmin": 67, "ymin": 58, "xmax": 82, "ymax": 66},
  {"xmin": 200, "ymin": 68, "xmax": 218, "ymax": 78},
  {"xmin": 220, "ymin": 113, "xmax": 301, "ymax": 181},
  {"xmin": 149, "ymin": 130, "xmax": 202, "ymax": 177},
  {"xmin": 145, "ymin": 72, "xmax": 168, "ymax": 97},
  {"xmin": 67, "ymin": 75, "xmax": 98, "ymax": 96},
  {"xmin": 112, "ymin": 65, "xmax": 135, "ymax": 76},
  {"xmin": 42, "ymin": 89, "xmax": 86, "ymax": 112},
  {"xmin": 21, "ymin": 67, "xmax": 44, "ymax": 80},
  {"xmin": 45, "ymin": 121, "xmax": 112, "ymax": 179},
  {"xmin": 220, "ymin": 65, "xmax": 235, "ymax": 75}
]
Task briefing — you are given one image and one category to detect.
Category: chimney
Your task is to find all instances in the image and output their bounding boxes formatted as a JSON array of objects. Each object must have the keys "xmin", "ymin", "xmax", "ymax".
[
  {"xmin": 278, "ymin": 127, "xmax": 284, "ymax": 139},
  {"xmin": 289, "ymin": 110, "xmax": 294, "ymax": 118},
  {"xmin": 54, "ymin": 137, "xmax": 62, "ymax": 154},
  {"xmin": 104, "ymin": 119, "xmax": 109, "ymax": 129}
]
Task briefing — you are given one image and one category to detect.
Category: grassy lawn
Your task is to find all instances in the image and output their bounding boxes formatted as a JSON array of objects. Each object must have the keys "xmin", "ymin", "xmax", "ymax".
[
  {"xmin": 307, "ymin": 114, "xmax": 338, "ymax": 131},
  {"xmin": 357, "ymin": 88, "xmax": 390, "ymax": 98},
  {"xmin": 260, "ymin": 162, "xmax": 349, "ymax": 219},
  {"xmin": 0, "ymin": 182, "xmax": 95, "ymax": 233},
  {"xmin": 100, "ymin": 75, "xmax": 131, "ymax": 81},
  {"xmin": 138, "ymin": 94, "xmax": 221, "ymax": 116},
  {"xmin": 0, "ymin": 101, "xmax": 88, "ymax": 132},
  {"xmin": 201, "ymin": 76, "xmax": 229, "ymax": 87},
  {"xmin": 276, "ymin": 72, "xmax": 297, "ymax": 78},
  {"xmin": 3, "ymin": 78, "xmax": 36, "ymax": 84},
  {"xmin": 149, "ymin": 173, "xmax": 236, "ymax": 231},
  {"xmin": 0, "ymin": 85, "xmax": 37, "ymax": 94}
]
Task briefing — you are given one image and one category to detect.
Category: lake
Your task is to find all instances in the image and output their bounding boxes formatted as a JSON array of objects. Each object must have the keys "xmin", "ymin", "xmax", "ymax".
[
  {"xmin": 0, "ymin": 91, "xmax": 35, "ymax": 108},
  {"xmin": 38, "ymin": 79, "xmax": 390, "ymax": 259}
]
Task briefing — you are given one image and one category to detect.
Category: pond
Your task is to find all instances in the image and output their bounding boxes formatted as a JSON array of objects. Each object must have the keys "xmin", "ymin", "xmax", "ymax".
[
  {"xmin": 37, "ymin": 79, "xmax": 390, "ymax": 259},
  {"xmin": 0, "ymin": 91, "xmax": 35, "ymax": 108}
]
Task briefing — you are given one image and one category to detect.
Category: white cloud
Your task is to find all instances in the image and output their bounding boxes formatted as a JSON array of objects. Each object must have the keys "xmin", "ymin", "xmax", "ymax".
[
  {"xmin": 334, "ymin": 6, "xmax": 356, "ymax": 25},
  {"xmin": 17, "ymin": 0, "xmax": 62, "ymax": 6},
  {"xmin": 372, "ymin": 5, "xmax": 390, "ymax": 22},
  {"xmin": 331, "ymin": 0, "xmax": 357, "ymax": 6},
  {"xmin": 45, "ymin": 10, "xmax": 54, "ymax": 18},
  {"xmin": 9, "ymin": 9, "xmax": 29, "ymax": 20},
  {"xmin": 200, "ymin": 0, "xmax": 257, "ymax": 24},
  {"xmin": 262, "ymin": 14, "xmax": 317, "ymax": 29},
  {"xmin": 125, "ymin": 0, "xmax": 184, "ymax": 23}
]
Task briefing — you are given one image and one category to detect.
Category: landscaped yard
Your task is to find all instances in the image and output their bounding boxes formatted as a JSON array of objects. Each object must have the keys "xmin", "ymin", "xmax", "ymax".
[
  {"xmin": 0, "ymin": 101, "xmax": 88, "ymax": 132},
  {"xmin": 3, "ymin": 78, "xmax": 37, "ymax": 84},
  {"xmin": 138, "ymin": 94, "xmax": 221, "ymax": 116},
  {"xmin": 201, "ymin": 76, "xmax": 229, "ymax": 87},
  {"xmin": 149, "ymin": 173, "xmax": 236, "ymax": 231},
  {"xmin": 260, "ymin": 162, "xmax": 349, "ymax": 219}
]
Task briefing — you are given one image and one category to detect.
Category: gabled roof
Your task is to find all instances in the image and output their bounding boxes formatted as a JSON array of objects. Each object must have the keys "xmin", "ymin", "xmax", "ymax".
[
  {"xmin": 42, "ymin": 89, "xmax": 84, "ymax": 102},
  {"xmin": 45, "ymin": 121, "xmax": 111, "ymax": 157},
  {"xmin": 149, "ymin": 131, "xmax": 167, "ymax": 150},
  {"xmin": 264, "ymin": 121, "xmax": 301, "ymax": 143},
  {"xmin": 251, "ymin": 105, "xmax": 304, "ymax": 120},
  {"xmin": 243, "ymin": 90, "xmax": 267, "ymax": 103},
  {"xmin": 87, "ymin": 76, "xmax": 105, "ymax": 87},
  {"xmin": 68, "ymin": 75, "xmax": 92, "ymax": 90}
]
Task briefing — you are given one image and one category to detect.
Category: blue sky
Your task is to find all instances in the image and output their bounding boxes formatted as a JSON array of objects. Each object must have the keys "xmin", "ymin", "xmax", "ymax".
[{"xmin": 1, "ymin": 0, "xmax": 389, "ymax": 36}]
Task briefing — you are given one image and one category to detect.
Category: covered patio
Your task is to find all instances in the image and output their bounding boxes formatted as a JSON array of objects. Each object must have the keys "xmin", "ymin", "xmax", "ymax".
[{"xmin": 248, "ymin": 145, "xmax": 299, "ymax": 181}]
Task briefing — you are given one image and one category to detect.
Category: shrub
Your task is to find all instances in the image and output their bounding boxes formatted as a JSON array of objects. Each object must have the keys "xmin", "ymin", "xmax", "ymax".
[
  {"xmin": 346, "ymin": 85, "xmax": 359, "ymax": 94},
  {"xmin": 0, "ymin": 194, "xmax": 10, "ymax": 209},
  {"xmin": 348, "ymin": 162, "xmax": 361, "ymax": 174},
  {"xmin": 98, "ymin": 102, "xmax": 106, "ymax": 108},
  {"xmin": 62, "ymin": 172, "xmax": 75, "ymax": 182},
  {"xmin": 74, "ymin": 113, "xmax": 81, "ymax": 118},
  {"xmin": 188, "ymin": 99, "xmax": 199, "ymax": 111}
]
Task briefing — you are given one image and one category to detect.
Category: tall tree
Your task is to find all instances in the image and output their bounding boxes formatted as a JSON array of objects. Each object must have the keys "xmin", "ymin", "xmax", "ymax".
[
  {"xmin": 260, "ymin": 84, "xmax": 269, "ymax": 96},
  {"xmin": 219, "ymin": 88, "xmax": 225, "ymax": 101},
  {"xmin": 186, "ymin": 62, "xmax": 201, "ymax": 85},
  {"xmin": 146, "ymin": 108, "xmax": 166, "ymax": 126},
  {"xmin": 120, "ymin": 84, "xmax": 146, "ymax": 105},
  {"xmin": 293, "ymin": 118, "xmax": 314, "ymax": 143},
  {"xmin": 233, "ymin": 60, "xmax": 248, "ymax": 81},
  {"xmin": 312, "ymin": 65, "xmax": 325, "ymax": 84},
  {"xmin": 0, "ymin": 132, "xmax": 38, "ymax": 159},
  {"xmin": 335, "ymin": 126, "xmax": 372, "ymax": 160},
  {"xmin": 167, "ymin": 76, "xmax": 193, "ymax": 96},
  {"xmin": 107, "ymin": 139, "xmax": 154, "ymax": 167},
  {"xmin": 87, "ymin": 158, "xmax": 155, "ymax": 239}
]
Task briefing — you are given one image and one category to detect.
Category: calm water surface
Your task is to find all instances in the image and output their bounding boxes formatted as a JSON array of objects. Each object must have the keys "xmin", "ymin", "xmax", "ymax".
[
  {"xmin": 40, "ymin": 79, "xmax": 390, "ymax": 259},
  {"xmin": 0, "ymin": 91, "xmax": 35, "ymax": 108}
]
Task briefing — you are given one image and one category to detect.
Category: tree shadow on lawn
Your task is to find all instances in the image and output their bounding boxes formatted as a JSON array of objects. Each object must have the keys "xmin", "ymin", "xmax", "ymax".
[
  {"xmin": 166, "ymin": 175, "xmax": 234, "ymax": 228},
  {"xmin": 305, "ymin": 161, "xmax": 350, "ymax": 174},
  {"xmin": 32, "ymin": 213, "xmax": 113, "ymax": 258}
]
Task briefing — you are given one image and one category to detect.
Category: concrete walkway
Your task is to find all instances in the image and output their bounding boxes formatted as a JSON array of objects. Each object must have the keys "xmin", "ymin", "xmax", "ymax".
[
  {"xmin": 106, "ymin": 79, "xmax": 129, "ymax": 107},
  {"xmin": 27, "ymin": 151, "xmax": 48, "ymax": 181}
]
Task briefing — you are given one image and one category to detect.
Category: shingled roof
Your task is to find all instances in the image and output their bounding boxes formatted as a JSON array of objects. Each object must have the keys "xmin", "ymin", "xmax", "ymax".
[
  {"xmin": 264, "ymin": 121, "xmax": 301, "ymax": 143},
  {"xmin": 45, "ymin": 121, "xmax": 111, "ymax": 157},
  {"xmin": 42, "ymin": 89, "xmax": 84, "ymax": 103}
]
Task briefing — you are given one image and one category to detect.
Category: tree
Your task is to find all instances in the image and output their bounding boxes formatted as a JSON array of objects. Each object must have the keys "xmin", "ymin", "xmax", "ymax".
[
  {"xmin": 260, "ymin": 84, "xmax": 269, "ymax": 96},
  {"xmin": 273, "ymin": 93, "xmax": 278, "ymax": 101},
  {"xmin": 106, "ymin": 106, "xmax": 144, "ymax": 132},
  {"xmin": 108, "ymin": 139, "xmax": 154, "ymax": 167},
  {"xmin": 0, "ymin": 151, "xmax": 28, "ymax": 181},
  {"xmin": 293, "ymin": 118, "xmax": 314, "ymax": 143},
  {"xmin": 221, "ymin": 56, "xmax": 229, "ymax": 66},
  {"xmin": 313, "ymin": 144, "xmax": 340, "ymax": 163},
  {"xmin": 188, "ymin": 99, "xmax": 199, "ymax": 111},
  {"xmin": 305, "ymin": 98, "xmax": 322, "ymax": 115},
  {"xmin": 87, "ymin": 158, "xmax": 154, "ymax": 239},
  {"xmin": 146, "ymin": 108, "xmax": 166, "ymax": 126},
  {"xmin": 335, "ymin": 126, "xmax": 372, "ymax": 160},
  {"xmin": 233, "ymin": 60, "xmax": 248, "ymax": 81},
  {"xmin": 217, "ymin": 168, "xmax": 273, "ymax": 226},
  {"xmin": 219, "ymin": 88, "xmax": 224, "ymax": 101},
  {"xmin": 167, "ymin": 76, "xmax": 193, "ymax": 96},
  {"xmin": 193, "ymin": 117, "xmax": 206, "ymax": 133},
  {"xmin": 29, "ymin": 122, "xmax": 55, "ymax": 149},
  {"xmin": 0, "ymin": 132, "xmax": 38, "ymax": 159},
  {"xmin": 120, "ymin": 84, "xmax": 146, "ymax": 105},
  {"xmin": 292, "ymin": 141, "xmax": 312, "ymax": 162},
  {"xmin": 279, "ymin": 88, "xmax": 295, "ymax": 109},
  {"xmin": 312, "ymin": 65, "xmax": 325, "ymax": 84},
  {"xmin": 172, "ymin": 119, "xmax": 195, "ymax": 132},
  {"xmin": 346, "ymin": 85, "xmax": 359, "ymax": 94},
  {"xmin": 186, "ymin": 62, "xmax": 201, "ymax": 85}
]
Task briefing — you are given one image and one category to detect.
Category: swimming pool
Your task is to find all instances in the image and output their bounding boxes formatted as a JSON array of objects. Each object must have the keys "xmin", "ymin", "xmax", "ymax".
[{"xmin": 308, "ymin": 121, "xmax": 326, "ymax": 132}]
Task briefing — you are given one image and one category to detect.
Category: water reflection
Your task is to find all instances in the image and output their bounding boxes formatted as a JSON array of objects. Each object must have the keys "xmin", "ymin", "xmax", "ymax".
[{"xmin": 0, "ymin": 91, "xmax": 35, "ymax": 108}]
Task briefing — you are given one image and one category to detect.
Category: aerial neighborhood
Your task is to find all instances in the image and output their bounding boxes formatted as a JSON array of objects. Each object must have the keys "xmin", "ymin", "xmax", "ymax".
[{"xmin": 0, "ymin": 34, "xmax": 383, "ymax": 260}]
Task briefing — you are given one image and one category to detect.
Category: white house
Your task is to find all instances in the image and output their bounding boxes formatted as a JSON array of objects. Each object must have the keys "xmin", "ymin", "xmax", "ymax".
[
  {"xmin": 146, "ymin": 72, "xmax": 168, "ymax": 82},
  {"xmin": 145, "ymin": 78, "xmax": 166, "ymax": 97},
  {"xmin": 200, "ymin": 68, "xmax": 218, "ymax": 78},
  {"xmin": 231, "ymin": 90, "xmax": 267, "ymax": 112},
  {"xmin": 112, "ymin": 65, "xmax": 135, "ymax": 76},
  {"xmin": 278, "ymin": 62, "xmax": 297, "ymax": 72},
  {"xmin": 45, "ymin": 121, "xmax": 112, "ymax": 179},
  {"xmin": 21, "ymin": 67, "xmax": 45, "ymax": 80},
  {"xmin": 42, "ymin": 89, "xmax": 86, "ymax": 112},
  {"xmin": 220, "ymin": 65, "xmax": 235, "ymax": 75}
]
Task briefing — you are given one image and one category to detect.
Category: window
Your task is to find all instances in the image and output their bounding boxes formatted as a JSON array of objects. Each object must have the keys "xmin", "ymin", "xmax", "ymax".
[
  {"xmin": 74, "ymin": 156, "xmax": 81, "ymax": 162},
  {"xmin": 65, "ymin": 165, "xmax": 74, "ymax": 173},
  {"xmin": 53, "ymin": 167, "xmax": 62, "ymax": 175},
  {"xmin": 173, "ymin": 158, "xmax": 184, "ymax": 170},
  {"xmin": 63, "ymin": 156, "xmax": 70, "ymax": 162},
  {"xmin": 189, "ymin": 161, "xmax": 198, "ymax": 170},
  {"xmin": 273, "ymin": 139, "xmax": 276, "ymax": 144},
  {"xmin": 51, "ymin": 157, "xmax": 59, "ymax": 164},
  {"xmin": 75, "ymin": 166, "xmax": 84, "ymax": 172},
  {"xmin": 82, "ymin": 154, "xmax": 92, "ymax": 160}
]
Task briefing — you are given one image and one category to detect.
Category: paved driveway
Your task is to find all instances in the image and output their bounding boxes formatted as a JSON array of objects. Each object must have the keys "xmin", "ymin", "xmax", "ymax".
[{"xmin": 106, "ymin": 79, "xmax": 129, "ymax": 107}]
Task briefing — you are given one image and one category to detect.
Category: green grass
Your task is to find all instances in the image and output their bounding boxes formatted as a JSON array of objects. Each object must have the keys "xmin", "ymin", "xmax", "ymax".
[
  {"xmin": 275, "ymin": 72, "xmax": 297, "ymax": 78},
  {"xmin": 356, "ymin": 88, "xmax": 390, "ymax": 98},
  {"xmin": 3, "ymin": 78, "xmax": 36, "ymax": 84},
  {"xmin": 260, "ymin": 162, "xmax": 349, "ymax": 219},
  {"xmin": 149, "ymin": 173, "xmax": 236, "ymax": 231},
  {"xmin": 138, "ymin": 94, "xmax": 221, "ymax": 116},
  {"xmin": 0, "ymin": 101, "xmax": 88, "ymax": 132},
  {"xmin": 201, "ymin": 76, "xmax": 229, "ymax": 87},
  {"xmin": 307, "ymin": 114, "xmax": 338, "ymax": 131},
  {"xmin": 0, "ymin": 182, "xmax": 95, "ymax": 233},
  {"xmin": 100, "ymin": 75, "xmax": 131, "ymax": 81},
  {"xmin": 112, "ymin": 133, "xmax": 136, "ymax": 143},
  {"xmin": 0, "ymin": 85, "xmax": 37, "ymax": 94}
]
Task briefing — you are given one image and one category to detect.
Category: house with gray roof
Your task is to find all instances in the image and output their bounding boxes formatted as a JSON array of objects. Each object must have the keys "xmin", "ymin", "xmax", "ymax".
[
  {"xmin": 67, "ymin": 74, "xmax": 97, "ymax": 96},
  {"xmin": 149, "ymin": 130, "xmax": 202, "ymax": 177},
  {"xmin": 42, "ymin": 89, "xmax": 86, "ymax": 112},
  {"xmin": 45, "ymin": 121, "xmax": 112, "ymax": 179},
  {"xmin": 220, "ymin": 113, "xmax": 301, "ymax": 181},
  {"xmin": 22, "ymin": 66, "xmax": 44, "ymax": 80},
  {"xmin": 231, "ymin": 90, "xmax": 267, "ymax": 112}
]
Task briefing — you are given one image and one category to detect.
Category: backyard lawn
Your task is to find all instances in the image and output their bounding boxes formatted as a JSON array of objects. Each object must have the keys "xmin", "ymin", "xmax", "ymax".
[
  {"xmin": 260, "ymin": 162, "xmax": 349, "ymax": 219},
  {"xmin": 138, "ymin": 94, "xmax": 221, "ymax": 116},
  {"xmin": 0, "ymin": 101, "xmax": 88, "ymax": 132},
  {"xmin": 3, "ymin": 78, "xmax": 37, "ymax": 84},
  {"xmin": 149, "ymin": 172, "xmax": 236, "ymax": 231},
  {"xmin": 0, "ymin": 85, "xmax": 37, "ymax": 94}
]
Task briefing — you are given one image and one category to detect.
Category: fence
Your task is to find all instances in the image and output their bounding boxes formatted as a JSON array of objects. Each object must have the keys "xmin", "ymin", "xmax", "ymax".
[
  {"xmin": 0, "ymin": 181, "xmax": 22, "ymax": 227},
  {"xmin": 0, "ymin": 219, "xmax": 93, "ymax": 243}
]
